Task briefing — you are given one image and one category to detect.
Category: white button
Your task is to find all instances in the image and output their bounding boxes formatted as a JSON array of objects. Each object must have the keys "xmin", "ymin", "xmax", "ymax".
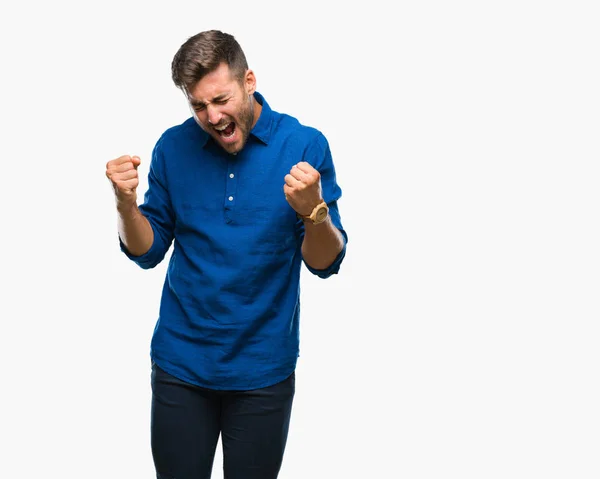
[
  {"xmin": 228, "ymin": 196, "xmax": 233, "ymax": 201},
  {"xmin": 229, "ymin": 173, "xmax": 234, "ymax": 178}
]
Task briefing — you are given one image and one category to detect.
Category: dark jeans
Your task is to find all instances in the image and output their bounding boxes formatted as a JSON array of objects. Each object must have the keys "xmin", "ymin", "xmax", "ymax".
[{"xmin": 150, "ymin": 362, "xmax": 295, "ymax": 479}]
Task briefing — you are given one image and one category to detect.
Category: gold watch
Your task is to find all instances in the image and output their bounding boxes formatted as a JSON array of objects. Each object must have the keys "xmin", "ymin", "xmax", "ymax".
[{"xmin": 298, "ymin": 200, "xmax": 329, "ymax": 224}]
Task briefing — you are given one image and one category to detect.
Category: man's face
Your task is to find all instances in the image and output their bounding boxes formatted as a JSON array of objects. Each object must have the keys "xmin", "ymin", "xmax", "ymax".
[{"xmin": 187, "ymin": 63, "xmax": 257, "ymax": 154}]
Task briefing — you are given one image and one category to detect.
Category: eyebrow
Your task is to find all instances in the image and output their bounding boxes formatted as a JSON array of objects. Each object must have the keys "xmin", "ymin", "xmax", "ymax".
[{"xmin": 189, "ymin": 93, "xmax": 230, "ymax": 107}]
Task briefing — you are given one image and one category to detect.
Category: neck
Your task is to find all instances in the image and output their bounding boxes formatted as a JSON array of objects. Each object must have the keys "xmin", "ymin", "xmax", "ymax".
[{"xmin": 251, "ymin": 95, "xmax": 262, "ymax": 129}]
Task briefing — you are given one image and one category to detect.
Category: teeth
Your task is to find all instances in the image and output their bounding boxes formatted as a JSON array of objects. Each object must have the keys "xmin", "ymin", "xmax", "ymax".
[{"xmin": 215, "ymin": 122, "xmax": 230, "ymax": 131}]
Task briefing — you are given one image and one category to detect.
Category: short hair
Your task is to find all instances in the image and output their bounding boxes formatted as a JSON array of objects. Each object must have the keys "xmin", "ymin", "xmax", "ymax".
[{"xmin": 171, "ymin": 30, "xmax": 249, "ymax": 92}]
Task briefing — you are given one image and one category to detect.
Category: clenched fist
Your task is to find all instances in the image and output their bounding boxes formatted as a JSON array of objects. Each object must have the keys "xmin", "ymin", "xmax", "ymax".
[
  {"xmin": 283, "ymin": 161, "xmax": 323, "ymax": 216},
  {"xmin": 106, "ymin": 155, "xmax": 141, "ymax": 205}
]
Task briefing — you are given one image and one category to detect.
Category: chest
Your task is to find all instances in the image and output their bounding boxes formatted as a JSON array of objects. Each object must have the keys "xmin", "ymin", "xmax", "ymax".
[{"xmin": 168, "ymin": 141, "xmax": 302, "ymax": 235}]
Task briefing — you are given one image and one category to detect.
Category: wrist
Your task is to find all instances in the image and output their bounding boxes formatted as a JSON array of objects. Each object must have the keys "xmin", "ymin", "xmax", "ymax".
[
  {"xmin": 297, "ymin": 200, "xmax": 329, "ymax": 225},
  {"xmin": 116, "ymin": 195, "xmax": 138, "ymax": 215}
]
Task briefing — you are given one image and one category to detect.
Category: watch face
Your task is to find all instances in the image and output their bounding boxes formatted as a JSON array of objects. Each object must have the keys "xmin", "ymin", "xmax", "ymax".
[{"xmin": 315, "ymin": 206, "xmax": 328, "ymax": 222}]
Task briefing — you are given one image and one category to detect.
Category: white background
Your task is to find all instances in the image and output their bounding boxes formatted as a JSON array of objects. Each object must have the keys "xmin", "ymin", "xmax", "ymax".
[{"xmin": 1, "ymin": 1, "xmax": 599, "ymax": 478}]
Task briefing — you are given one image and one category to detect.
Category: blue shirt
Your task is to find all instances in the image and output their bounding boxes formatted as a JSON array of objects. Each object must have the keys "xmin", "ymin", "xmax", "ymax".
[{"xmin": 121, "ymin": 92, "xmax": 347, "ymax": 390}]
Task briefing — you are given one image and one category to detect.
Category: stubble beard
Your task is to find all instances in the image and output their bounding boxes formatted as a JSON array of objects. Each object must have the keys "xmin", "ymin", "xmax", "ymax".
[{"xmin": 229, "ymin": 95, "xmax": 255, "ymax": 154}]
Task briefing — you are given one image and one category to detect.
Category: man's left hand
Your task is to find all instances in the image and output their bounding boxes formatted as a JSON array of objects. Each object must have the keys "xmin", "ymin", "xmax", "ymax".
[{"xmin": 283, "ymin": 162, "xmax": 323, "ymax": 216}]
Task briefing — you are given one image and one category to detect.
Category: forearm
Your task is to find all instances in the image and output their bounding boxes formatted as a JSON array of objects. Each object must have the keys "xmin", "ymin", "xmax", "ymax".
[
  {"xmin": 301, "ymin": 216, "xmax": 345, "ymax": 270},
  {"xmin": 117, "ymin": 201, "xmax": 154, "ymax": 257}
]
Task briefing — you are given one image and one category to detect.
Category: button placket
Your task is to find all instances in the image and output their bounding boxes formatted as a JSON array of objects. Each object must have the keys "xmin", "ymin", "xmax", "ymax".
[{"xmin": 224, "ymin": 161, "xmax": 238, "ymax": 222}]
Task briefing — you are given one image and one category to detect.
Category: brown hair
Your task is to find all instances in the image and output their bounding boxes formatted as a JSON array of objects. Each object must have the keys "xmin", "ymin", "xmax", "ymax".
[{"xmin": 171, "ymin": 30, "xmax": 249, "ymax": 92}]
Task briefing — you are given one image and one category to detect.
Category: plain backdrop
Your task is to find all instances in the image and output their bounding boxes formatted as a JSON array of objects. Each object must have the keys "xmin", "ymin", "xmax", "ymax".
[{"xmin": 1, "ymin": 1, "xmax": 599, "ymax": 478}]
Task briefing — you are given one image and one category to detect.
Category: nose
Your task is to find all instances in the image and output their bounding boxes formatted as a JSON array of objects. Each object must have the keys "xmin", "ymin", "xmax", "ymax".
[{"xmin": 206, "ymin": 104, "xmax": 222, "ymax": 125}]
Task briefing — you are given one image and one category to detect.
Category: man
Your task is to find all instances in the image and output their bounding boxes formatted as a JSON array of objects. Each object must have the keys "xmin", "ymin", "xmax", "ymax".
[{"xmin": 106, "ymin": 29, "xmax": 347, "ymax": 479}]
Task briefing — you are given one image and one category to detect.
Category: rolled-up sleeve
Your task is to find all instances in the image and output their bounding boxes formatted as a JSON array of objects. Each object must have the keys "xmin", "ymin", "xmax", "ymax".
[
  {"xmin": 120, "ymin": 138, "xmax": 175, "ymax": 269},
  {"xmin": 301, "ymin": 133, "xmax": 348, "ymax": 279},
  {"xmin": 302, "ymin": 202, "xmax": 348, "ymax": 278}
]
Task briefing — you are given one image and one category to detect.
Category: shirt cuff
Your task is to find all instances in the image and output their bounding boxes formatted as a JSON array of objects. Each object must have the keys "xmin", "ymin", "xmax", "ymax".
[
  {"xmin": 303, "ymin": 238, "xmax": 347, "ymax": 279},
  {"xmin": 119, "ymin": 230, "xmax": 163, "ymax": 270}
]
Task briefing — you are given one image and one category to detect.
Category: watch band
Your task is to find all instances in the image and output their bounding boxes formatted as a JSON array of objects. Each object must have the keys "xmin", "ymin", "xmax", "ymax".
[{"xmin": 298, "ymin": 200, "xmax": 329, "ymax": 224}]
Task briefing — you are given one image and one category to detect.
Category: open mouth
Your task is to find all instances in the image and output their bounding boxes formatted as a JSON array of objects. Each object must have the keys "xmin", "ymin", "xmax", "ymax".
[{"xmin": 215, "ymin": 122, "xmax": 236, "ymax": 139}]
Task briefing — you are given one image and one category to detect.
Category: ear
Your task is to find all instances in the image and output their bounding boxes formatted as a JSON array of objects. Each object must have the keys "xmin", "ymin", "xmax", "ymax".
[{"xmin": 244, "ymin": 69, "xmax": 257, "ymax": 95}]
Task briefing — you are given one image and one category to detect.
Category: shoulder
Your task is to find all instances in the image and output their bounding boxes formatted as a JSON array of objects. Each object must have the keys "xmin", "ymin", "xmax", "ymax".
[
  {"xmin": 156, "ymin": 117, "xmax": 208, "ymax": 150},
  {"xmin": 274, "ymin": 111, "xmax": 329, "ymax": 148}
]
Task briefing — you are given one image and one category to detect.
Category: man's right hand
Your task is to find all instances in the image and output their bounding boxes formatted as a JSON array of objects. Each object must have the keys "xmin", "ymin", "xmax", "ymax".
[{"xmin": 106, "ymin": 155, "xmax": 141, "ymax": 206}]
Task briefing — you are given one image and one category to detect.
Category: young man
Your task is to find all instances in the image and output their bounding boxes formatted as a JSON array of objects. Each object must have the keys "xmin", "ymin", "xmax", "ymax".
[{"xmin": 106, "ymin": 30, "xmax": 347, "ymax": 478}]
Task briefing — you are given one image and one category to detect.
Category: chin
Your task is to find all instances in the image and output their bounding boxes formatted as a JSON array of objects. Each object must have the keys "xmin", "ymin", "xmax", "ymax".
[
  {"xmin": 225, "ymin": 135, "xmax": 249, "ymax": 154},
  {"xmin": 222, "ymin": 142, "xmax": 242, "ymax": 155},
  {"xmin": 225, "ymin": 146, "xmax": 240, "ymax": 154}
]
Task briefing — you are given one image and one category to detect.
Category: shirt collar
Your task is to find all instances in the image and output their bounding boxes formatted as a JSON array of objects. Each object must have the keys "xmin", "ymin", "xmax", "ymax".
[{"xmin": 249, "ymin": 91, "xmax": 272, "ymax": 145}]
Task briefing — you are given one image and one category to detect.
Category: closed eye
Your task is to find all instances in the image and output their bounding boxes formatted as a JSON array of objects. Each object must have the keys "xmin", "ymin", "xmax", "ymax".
[{"xmin": 192, "ymin": 99, "xmax": 228, "ymax": 111}]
